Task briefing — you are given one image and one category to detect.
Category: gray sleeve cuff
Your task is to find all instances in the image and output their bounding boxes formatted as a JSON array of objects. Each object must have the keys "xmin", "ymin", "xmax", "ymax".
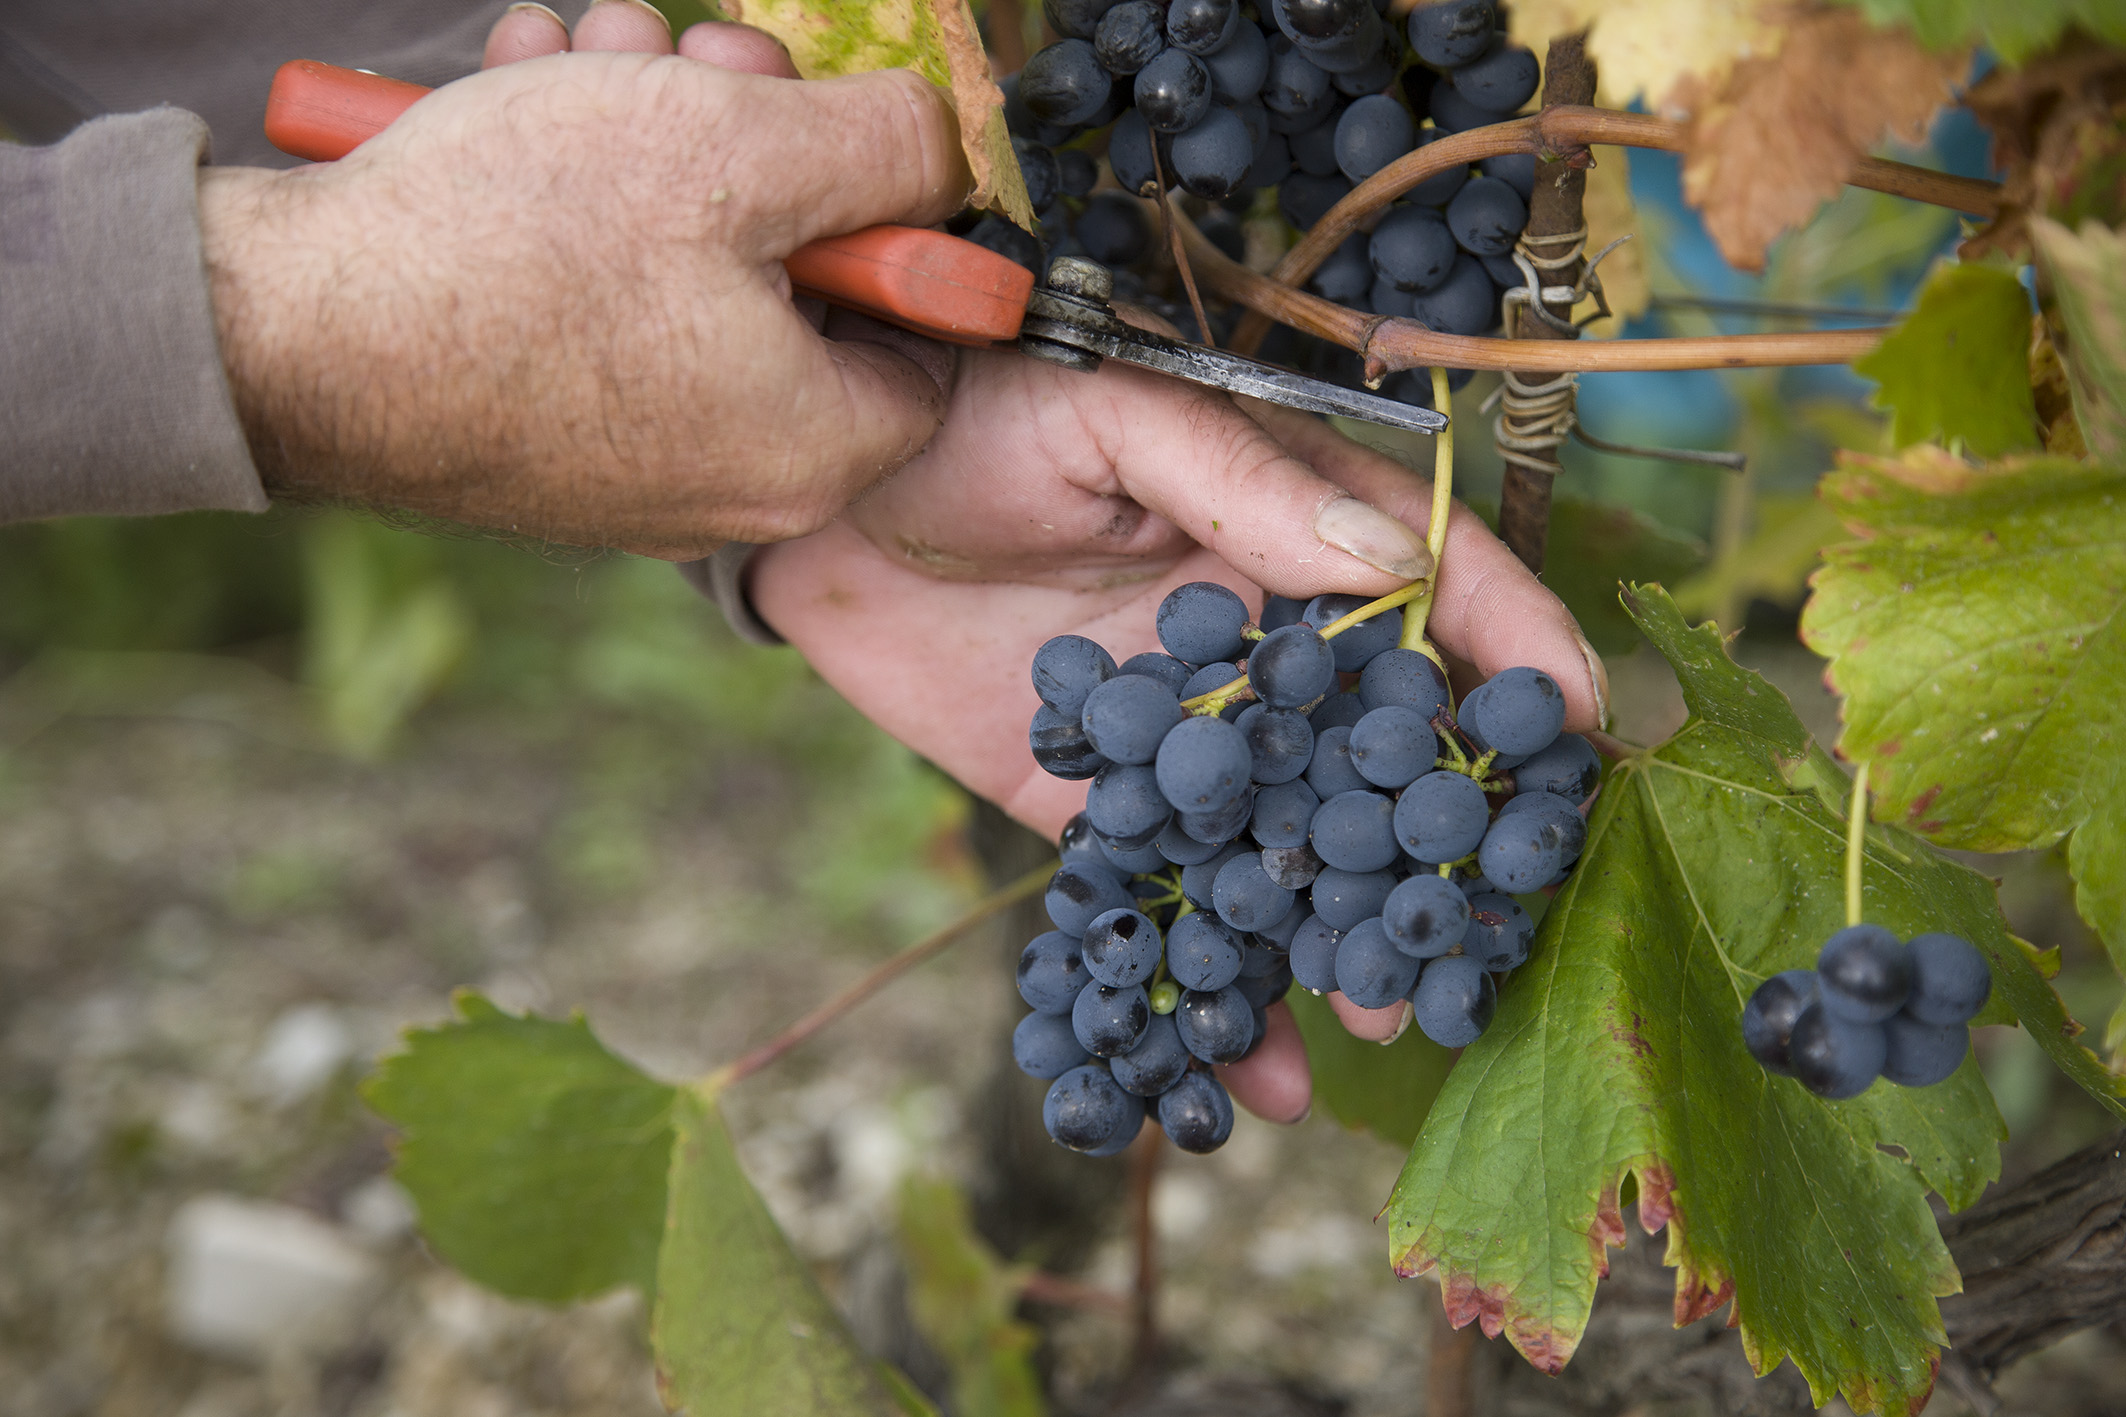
[
  {"xmin": 677, "ymin": 543, "xmax": 786, "ymax": 647},
  {"xmin": 0, "ymin": 108, "xmax": 267, "ymax": 523}
]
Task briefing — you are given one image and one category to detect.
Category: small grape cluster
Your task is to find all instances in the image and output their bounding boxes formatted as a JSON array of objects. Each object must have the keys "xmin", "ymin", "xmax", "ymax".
[
  {"xmin": 1742, "ymin": 928, "xmax": 1992, "ymax": 1099},
  {"xmin": 983, "ymin": 0, "xmax": 1537, "ymax": 397},
  {"xmin": 1016, "ymin": 581, "xmax": 1599, "ymax": 1156}
]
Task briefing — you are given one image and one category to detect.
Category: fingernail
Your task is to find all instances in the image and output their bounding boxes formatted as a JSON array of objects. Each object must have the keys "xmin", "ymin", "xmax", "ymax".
[
  {"xmin": 1287, "ymin": 1102, "xmax": 1313, "ymax": 1125},
  {"xmin": 1315, "ymin": 497, "xmax": 1434, "ymax": 581},
  {"xmin": 1571, "ymin": 625, "xmax": 1610, "ymax": 728},
  {"xmin": 1381, "ymin": 1001, "xmax": 1414, "ymax": 1045},
  {"xmin": 505, "ymin": 2, "xmax": 564, "ymax": 15},
  {"xmin": 605, "ymin": 0, "xmax": 671, "ymax": 14}
]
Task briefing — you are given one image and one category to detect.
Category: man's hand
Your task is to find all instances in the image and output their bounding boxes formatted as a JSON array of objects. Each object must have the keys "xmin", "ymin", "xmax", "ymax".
[
  {"xmin": 747, "ymin": 347, "xmax": 1608, "ymax": 1122},
  {"xmin": 195, "ymin": 0, "xmax": 970, "ymax": 558}
]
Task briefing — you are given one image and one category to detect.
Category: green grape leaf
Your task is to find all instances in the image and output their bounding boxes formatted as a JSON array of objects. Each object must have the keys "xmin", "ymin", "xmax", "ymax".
[
  {"xmin": 1286, "ymin": 988, "xmax": 1455, "ymax": 1147},
  {"xmin": 1852, "ymin": 262, "xmax": 2039, "ymax": 459},
  {"xmin": 1384, "ymin": 584, "xmax": 2073, "ymax": 1416},
  {"xmin": 1540, "ymin": 499, "xmax": 1708, "ymax": 656},
  {"xmin": 895, "ymin": 1174, "xmax": 1046, "ymax": 1417},
  {"xmin": 712, "ymin": 0, "xmax": 1034, "ymax": 229},
  {"xmin": 363, "ymin": 993, "xmax": 677, "ymax": 1303},
  {"xmin": 2032, "ymin": 216, "xmax": 2126, "ymax": 459},
  {"xmin": 1800, "ymin": 448, "xmax": 2126, "ymax": 985},
  {"xmin": 653, "ymin": 1088, "xmax": 907, "ymax": 1416},
  {"xmin": 1830, "ymin": 0, "xmax": 2126, "ymax": 63}
]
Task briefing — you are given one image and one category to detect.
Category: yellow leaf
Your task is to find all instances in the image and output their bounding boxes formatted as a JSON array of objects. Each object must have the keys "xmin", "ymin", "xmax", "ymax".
[
  {"xmin": 722, "ymin": 0, "xmax": 1034, "ymax": 229},
  {"xmin": 1507, "ymin": 0, "xmax": 1783, "ymax": 113}
]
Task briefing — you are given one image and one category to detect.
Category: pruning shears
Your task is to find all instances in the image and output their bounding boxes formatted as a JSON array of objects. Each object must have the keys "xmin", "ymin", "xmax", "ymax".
[{"xmin": 263, "ymin": 60, "xmax": 1448, "ymax": 436}]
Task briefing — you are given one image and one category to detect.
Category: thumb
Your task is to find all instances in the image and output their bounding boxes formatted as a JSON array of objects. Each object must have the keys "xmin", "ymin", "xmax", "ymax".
[
  {"xmin": 1088, "ymin": 364, "xmax": 1435, "ymax": 598},
  {"xmin": 712, "ymin": 67, "xmax": 972, "ymax": 260}
]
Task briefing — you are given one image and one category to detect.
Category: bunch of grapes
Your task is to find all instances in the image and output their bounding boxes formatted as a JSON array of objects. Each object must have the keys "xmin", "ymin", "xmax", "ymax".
[
  {"xmin": 984, "ymin": 0, "xmax": 1538, "ymax": 399},
  {"xmin": 1016, "ymin": 581, "xmax": 1600, "ymax": 1155},
  {"xmin": 1742, "ymin": 928, "xmax": 1992, "ymax": 1099}
]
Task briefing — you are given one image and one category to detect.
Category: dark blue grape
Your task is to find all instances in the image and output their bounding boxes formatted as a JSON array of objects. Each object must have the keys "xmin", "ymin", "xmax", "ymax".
[
  {"xmin": 1369, "ymin": 206, "xmax": 1458, "ymax": 292},
  {"xmin": 1120, "ymin": 651, "xmax": 1195, "ymax": 696},
  {"xmin": 1016, "ymin": 1010, "xmax": 1093, "ymax": 1078},
  {"xmin": 1289, "ymin": 915, "xmax": 1343, "ymax": 992},
  {"xmin": 1367, "ymin": 278, "xmax": 1412, "ymax": 318},
  {"xmin": 1178, "ymin": 786, "xmax": 1256, "ymax": 844},
  {"xmin": 1044, "ymin": 1062, "xmax": 1135, "ymax": 1150},
  {"xmin": 1085, "ymin": 762, "xmax": 1173, "ymax": 847},
  {"xmin": 1411, "ymin": 956, "xmax": 1495, "ymax": 1045},
  {"xmin": 1334, "ymin": 93, "xmax": 1414, "ymax": 181},
  {"xmin": 1477, "ymin": 810, "xmax": 1564, "ymax": 893},
  {"xmin": 1156, "ymin": 713, "xmax": 1252, "ymax": 812},
  {"xmin": 1098, "ymin": 831, "xmax": 1169, "ymax": 874},
  {"xmin": 1082, "ymin": 908, "xmax": 1164, "ymax": 987},
  {"xmin": 1349, "ymin": 705, "xmax": 1437, "ymax": 789},
  {"xmin": 1110, "ymin": 1012, "xmax": 1193, "ymax": 1095},
  {"xmin": 1073, "ymin": 981, "xmax": 1152, "ymax": 1057},
  {"xmin": 1176, "ymin": 984, "xmax": 1255, "ymax": 1062},
  {"xmin": 1450, "ymin": 38, "xmax": 1539, "ymax": 111},
  {"xmin": 1022, "ymin": 39, "xmax": 1116, "ymax": 124},
  {"xmin": 1310, "ymin": 866, "xmax": 1396, "ymax": 930},
  {"xmin": 1480, "ymin": 151, "xmax": 1536, "ymax": 200},
  {"xmin": 1406, "ymin": 0, "xmax": 1494, "ymax": 66},
  {"xmin": 1212, "ymin": 851, "xmax": 1296, "ymax": 931},
  {"xmin": 1033, "ymin": 634, "xmax": 1117, "ymax": 717},
  {"xmin": 1881, "ymin": 1014, "xmax": 1967, "ymax": 1088},
  {"xmin": 1078, "ymin": 189, "xmax": 1155, "ymax": 263},
  {"xmin": 1905, "ymin": 933, "xmax": 1990, "ymax": 1025},
  {"xmin": 1095, "ymin": 0, "xmax": 1166, "ymax": 73},
  {"xmin": 1058, "ymin": 813, "xmax": 1113, "ymax": 874},
  {"xmin": 1480, "ymin": 250, "xmax": 1524, "ymax": 288},
  {"xmin": 1303, "ymin": 725, "xmax": 1368, "ymax": 800},
  {"xmin": 1156, "ymin": 816, "xmax": 1226, "ymax": 865},
  {"xmin": 1817, "ymin": 925, "xmax": 1913, "ymax": 1024},
  {"xmin": 1057, "ymin": 147, "xmax": 1099, "ymax": 197},
  {"xmin": 1334, "ymin": 917, "xmax": 1419, "ymax": 1007},
  {"xmin": 1046, "ymin": 862, "xmax": 1133, "ymax": 935},
  {"xmin": 1309, "ymin": 692, "xmax": 1369, "ymax": 733},
  {"xmin": 1236, "ymin": 961, "xmax": 1291, "ymax": 1012},
  {"xmin": 1259, "ymin": 843, "xmax": 1323, "ymax": 889},
  {"xmin": 1083, "ymin": 1104, "xmax": 1145, "ymax": 1156},
  {"xmin": 1403, "ymin": 128, "xmax": 1470, "ymax": 208},
  {"xmin": 1253, "ymin": 899, "xmax": 1307, "ymax": 951},
  {"xmin": 1205, "ymin": 16, "xmax": 1271, "ymax": 96},
  {"xmin": 1045, "ymin": 0, "xmax": 1124, "ymax": 39},
  {"xmin": 1135, "ymin": 48, "xmax": 1213, "ymax": 132},
  {"xmin": 1495, "ymin": 789, "xmax": 1584, "ymax": 871},
  {"xmin": 1310, "ymin": 789, "xmax": 1401, "ymax": 872},
  {"xmin": 1107, "ymin": 108, "xmax": 1170, "ymax": 195},
  {"xmin": 1172, "ymin": 104, "xmax": 1255, "ymax": 199},
  {"xmin": 1180, "ymin": 660, "xmax": 1246, "ymax": 713},
  {"xmin": 1237, "ymin": 704, "xmax": 1315, "ymax": 785},
  {"xmin": 1248, "ymin": 129, "xmax": 1294, "ymax": 188},
  {"xmin": 1031, "ymin": 703, "xmax": 1109, "ymax": 779},
  {"xmin": 1289, "ymin": 112, "xmax": 1345, "ymax": 176},
  {"xmin": 1168, "ymin": 912, "xmax": 1244, "ymax": 991},
  {"xmin": 1383, "ymin": 873, "xmax": 1468, "ymax": 958},
  {"xmin": 1020, "ymin": 930, "xmax": 1096, "ymax": 1013},
  {"xmin": 1743, "ymin": 968, "xmax": 1819, "ymax": 1076},
  {"xmin": 1788, "ymin": 1004, "xmax": 1886, "ymax": 1100},
  {"xmin": 1275, "ymin": 0, "xmax": 1370, "ymax": 41},
  {"xmin": 1263, "ymin": 33, "xmax": 1335, "ymax": 116},
  {"xmin": 1333, "ymin": 44, "xmax": 1398, "ymax": 95},
  {"xmin": 1181, "ymin": 841, "xmax": 1249, "ymax": 909},
  {"xmin": 1358, "ymin": 648, "xmax": 1451, "ymax": 719},
  {"xmin": 1464, "ymin": 666, "xmax": 1565, "ymax": 756},
  {"xmin": 1445, "ymin": 175, "xmax": 1528, "ymax": 259},
  {"xmin": 1081, "ymin": 674, "xmax": 1185, "ymax": 766},
  {"xmin": 1510, "ymin": 732, "xmax": 1600, "ymax": 804},
  {"xmin": 1002, "ymin": 73, "xmax": 1075, "ymax": 145},
  {"xmin": 1158, "ymin": 1071, "xmax": 1234, "ymax": 1152},
  {"xmin": 1168, "ymin": 0, "xmax": 1240, "ymax": 54},
  {"xmin": 1429, "ymin": 78, "xmax": 1513, "ymax": 134},
  {"xmin": 1411, "ymin": 254, "xmax": 1497, "ymax": 336},
  {"xmin": 1461, "ymin": 892, "xmax": 1531, "ymax": 969},
  {"xmin": 1014, "ymin": 139, "xmax": 1062, "ymax": 213},
  {"xmin": 1394, "ymin": 770, "xmax": 1490, "ymax": 863},
  {"xmin": 1309, "ymin": 232, "xmax": 1376, "ymax": 302},
  {"xmin": 1158, "ymin": 581, "xmax": 1251, "ymax": 664},
  {"xmin": 1302, "ymin": 594, "xmax": 1401, "ymax": 671},
  {"xmin": 1261, "ymin": 594, "xmax": 1308, "ymax": 632},
  {"xmin": 1248, "ymin": 624, "xmax": 1337, "ymax": 708},
  {"xmin": 1278, "ymin": 171, "xmax": 1352, "ymax": 229}
]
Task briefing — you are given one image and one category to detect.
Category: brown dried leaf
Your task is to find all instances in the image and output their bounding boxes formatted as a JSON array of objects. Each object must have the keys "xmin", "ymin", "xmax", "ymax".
[
  {"xmin": 1960, "ymin": 49, "xmax": 2126, "ymax": 261},
  {"xmin": 1674, "ymin": 9, "xmax": 1966, "ymax": 272}
]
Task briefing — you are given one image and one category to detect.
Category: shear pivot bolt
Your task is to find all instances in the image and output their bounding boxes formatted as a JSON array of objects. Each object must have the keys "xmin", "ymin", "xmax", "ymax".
[{"xmin": 1045, "ymin": 257, "xmax": 1114, "ymax": 305}]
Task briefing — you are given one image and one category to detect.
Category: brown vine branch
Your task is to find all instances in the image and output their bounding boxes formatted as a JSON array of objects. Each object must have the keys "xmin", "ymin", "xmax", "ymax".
[
  {"xmin": 1222, "ymin": 105, "xmax": 2001, "ymax": 365},
  {"xmin": 1018, "ymin": 1269, "xmax": 1132, "ymax": 1314},
  {"xmin": 1495, "ymin": 32, "xmax": 1597, "ymax": 572},
  {"xmin": 1127, "ymin": 1126, "xmax": 1164, "ymax": 1374},
  {"xmin": 710, "ymin": 862, "xmax": 1053, "ymax": 1088}
]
